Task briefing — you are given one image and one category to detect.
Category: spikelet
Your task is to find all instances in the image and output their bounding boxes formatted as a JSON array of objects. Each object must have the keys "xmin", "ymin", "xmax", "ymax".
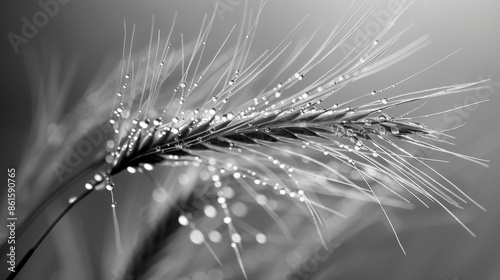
[
  {"xmin": 73, "ymin": 2, "xmax": 492, "ymax": 279},
  {"xmin": 7, "ymin": 1, "xmax": 491, "ymax": 280}
]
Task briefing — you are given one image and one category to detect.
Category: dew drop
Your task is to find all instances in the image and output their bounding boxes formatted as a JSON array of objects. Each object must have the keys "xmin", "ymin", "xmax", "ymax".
[
  {"xmin": 153, "ymin": 118, "xmax": 163, "ymax": 126},
  {"xmin": 204, "ymin": 205, "xmax": 217, "ymax": 218},
  {"xmin": 172, "ymin": 117, "xmax": 179, "ymax": 123},
  {"xmin": 106, "ymin": 183, "xmax": 114, "ymax": 191},
  {"xmin": 256, "ymin": 233, "xmax": 267, "ymax": 244},
  {"xmin": 209, "ymin": 108, "xmax": 217, "ymax": 115},
  {"xmin": 190, "ymin": 230, "xmax": 204, "ymax": 245},
  {"xmin": 209, "ymin": 231, "xmax": 222, "ymax": 243},
  {"xmin": 391, "ymin": 126, "xmax": 400, "ymax": 134},
  {"xmin": 378, "ymin": 127, "xmax": 387, "ymax": 136},
  {"xmin": 127, "ymin": 167, "xmax": 137, "ymax": 174},
  {"xmin": 180, "ymin": 82, "xmax": 186, "ymax": 88},
  {"xmin": 178, "ymin": 215, "xmax": 189, "ymax": 226},
  {"xmin": 231, "ymin": 233, "xmax": 242, "ymax": 243},
  {"xmin": 143, "ymin": 163, "xmax": 154, "ymax": 171},
  {"xmin": 139, "ymin": 119, "xmax": 150, "ymax": 128},
  {"xmin": 68, "ymin": 196, "xmax": 77, "ymax": 204},
  {"xmin": 228, "ymin": 80, "xmax": 234, "ymax": 86}
]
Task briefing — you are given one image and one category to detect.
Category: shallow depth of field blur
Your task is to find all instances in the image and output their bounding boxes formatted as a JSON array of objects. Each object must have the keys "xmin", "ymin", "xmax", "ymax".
[{"xmin": 1, "ymin": 0, "xmax": 500, "ymax": 279}]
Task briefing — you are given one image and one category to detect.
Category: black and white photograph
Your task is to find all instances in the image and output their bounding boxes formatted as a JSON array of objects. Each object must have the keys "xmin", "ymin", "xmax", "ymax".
[{"xmin": 1, "ymin": 1, "xmax": 499, "ymax": 279}]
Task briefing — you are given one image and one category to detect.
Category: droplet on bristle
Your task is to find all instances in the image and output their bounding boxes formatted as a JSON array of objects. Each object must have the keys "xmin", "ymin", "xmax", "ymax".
[
  {"xmin": 68, "ymin": 196, "xmax": 77, "ymax": 204},
  {"xmin": 178, "ymin": 215, "xmax": 189, "ymax": 226},
  {"xmin": 391, "ymin": 126, "xmax": 400, "ymax": 134},
  {"xmin": 204, "ymin": 205, "xmax": 217, "ymax": 218},
  {"xmin": 209, "ymin": 231, "xmax": 222, "ymax": 243},
  {"xmin": 190, "ymin": 230, "xmax": 204, "ymax": 245},
  {"xmin": 378, "ymin": 127, "xmax": 387, "ymax": 136},
  {"xmin": 153, "ymin": 118, "xmax": 163, "ymax": 126},
  {"xmin": 143, "ymin": 163, "xmax": 154, "ymax": 171},
  {"xmin": 231, "ymin": 233, "xmax": 242, "ymax": 243},
  {"xmin": 127, "ymin": 167, "xmax": 137, "ymax": 174},
  {"xmin": 209, "ymin": 108, "xmax": 217, "ymax": 115},
  {"xmin": 85, "ymin": 181, "xmax": 94, "ymax": 190},
  {"xmin": 139, "ymin": 119, "xmax": 150, "ymax": 128},
  {"xmin": 94, "ymin": 173, "xmax": 104, "ymax": 182},
  {"xmin": 106, "ymin": 183, "xmax": 114, "ymax": 191},
  {"xmin": 256, "ymin": 233, "xmax": 267, "ymax": 244}
]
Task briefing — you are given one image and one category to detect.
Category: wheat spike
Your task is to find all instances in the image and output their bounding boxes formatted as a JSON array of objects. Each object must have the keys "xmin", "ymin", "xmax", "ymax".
[{"xmin": 7, "ymin": 1, "xmax": 491, "ymax": 279}]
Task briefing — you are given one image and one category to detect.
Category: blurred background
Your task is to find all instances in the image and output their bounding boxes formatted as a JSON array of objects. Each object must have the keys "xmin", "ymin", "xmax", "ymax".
[{"xmin": 1, "ymin": 0, "xmax": 499, "ymax": 279}]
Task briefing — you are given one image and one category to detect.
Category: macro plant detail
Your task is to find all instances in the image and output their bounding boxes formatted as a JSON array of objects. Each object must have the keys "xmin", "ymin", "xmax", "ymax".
[{"xmin": 2, "ymin": 1, "xmax": 495, "ymax": 280}]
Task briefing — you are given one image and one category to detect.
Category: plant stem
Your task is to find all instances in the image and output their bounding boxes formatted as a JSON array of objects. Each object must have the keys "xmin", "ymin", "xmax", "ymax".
[
  {"xmin": 6, "ymin": 188, "xmax": 95, "ymax": 280},
  {"xmin": 0, "ymin": 158, "xmax": 104, "ymax": 256}
]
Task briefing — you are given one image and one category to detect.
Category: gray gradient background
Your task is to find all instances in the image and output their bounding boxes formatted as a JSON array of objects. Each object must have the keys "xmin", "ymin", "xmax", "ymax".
[{"xmin": 1, "ymin": 0, "xmax": 500, "ymax": 279}]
